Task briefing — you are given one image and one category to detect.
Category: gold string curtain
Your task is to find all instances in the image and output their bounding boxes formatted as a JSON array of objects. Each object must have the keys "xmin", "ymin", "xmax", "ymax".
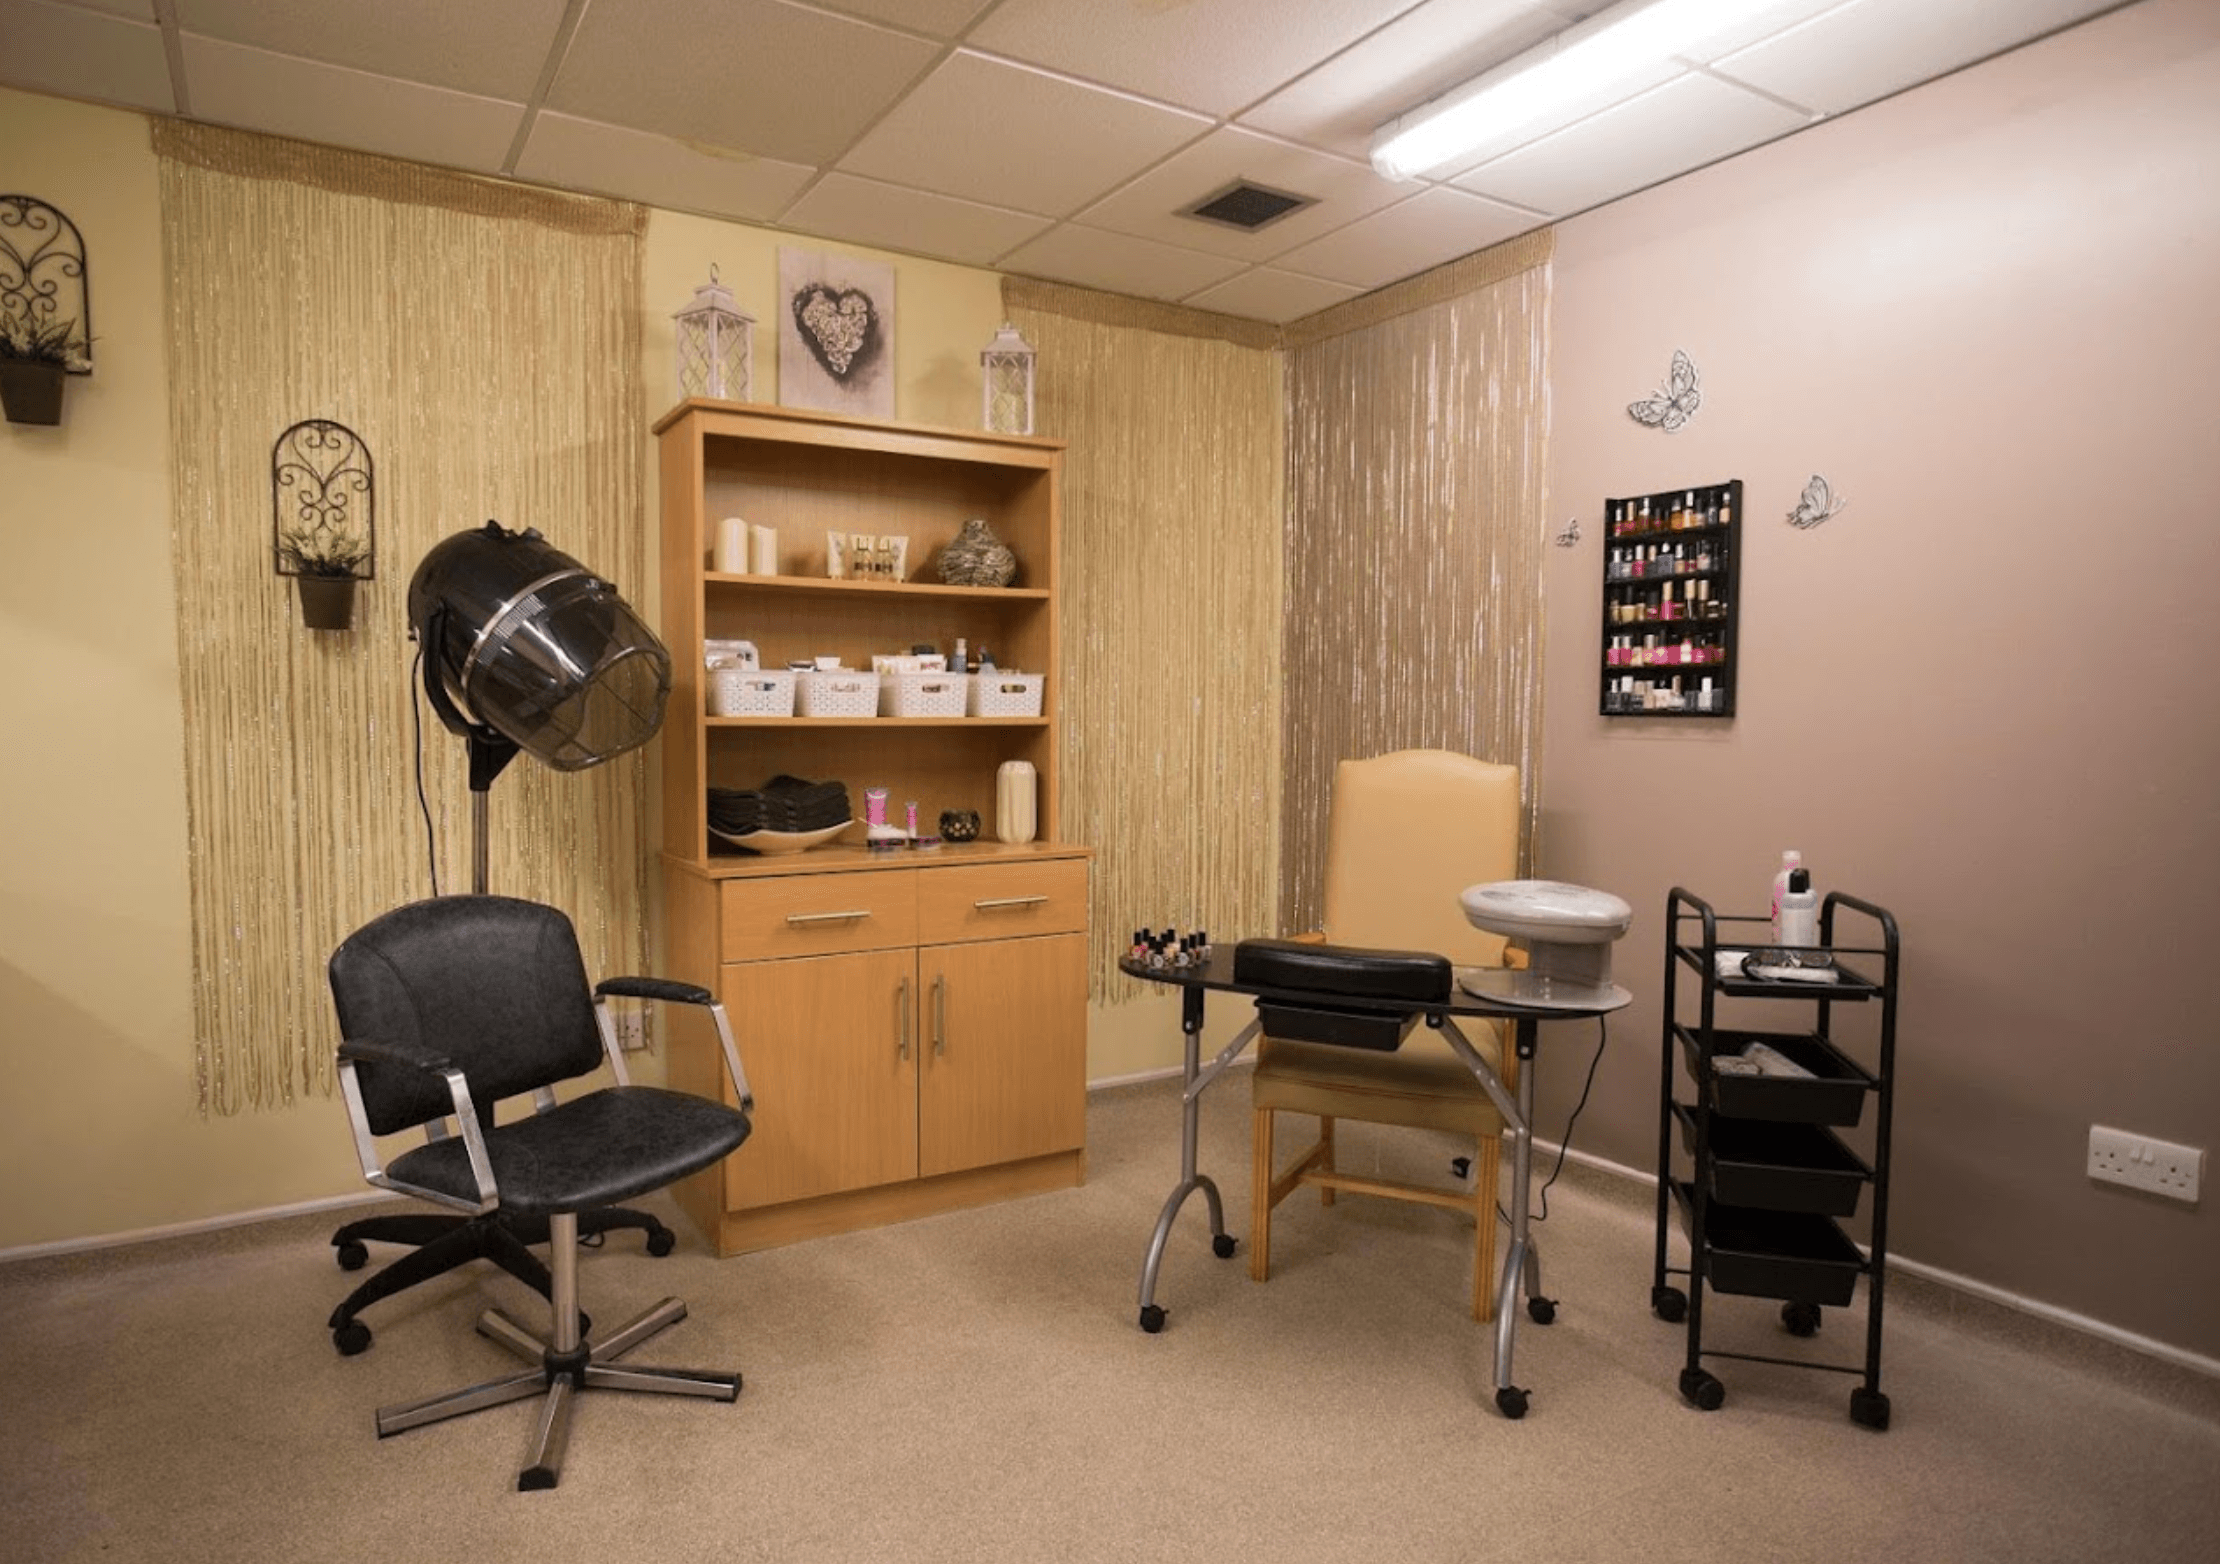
[
  {"xmin": 1005, "ymin": 283, "xmax": 1285, "ymax": 1001},
  {"xmin": 154, "ymin": 122, "xmax": 652, "ymax": 1116}
]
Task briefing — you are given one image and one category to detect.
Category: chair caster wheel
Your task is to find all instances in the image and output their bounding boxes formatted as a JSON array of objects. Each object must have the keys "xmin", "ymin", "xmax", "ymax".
[
  {"xmin": 1527, "ymin": 1295, "xmax": 1557, "ymax": 1325},
  {"xmin": 1651, "ymin": 1285, "xmax": 1686, "ymax": 1323},
  {"xmin": 1495, "ymin": 1386, "xmax": 1529, "ymax": 1420},
  {"xmin": 1782, "ymin": 1301, "xmax": 1821, "ymax": 1337},
  {"xmin": 1679, "ymin": 1368, "xmax": 1725, "ymax": 1410},
  {"xmin": 1850, "ymin": 1387, "xmax": 1891, "ymax": 1430},
  {"xmin": 646, "ymin": 1226, "xmax": 676, "ymax": 1258},
  {"xmin": 333, "ymin": 1320, "xmax": 372, "ymax": 1356},
  {"xmin": 1211, "ymin": 1234, "xmax": 1237, "ymax": 1260},
  {"xmin": 335, "ymin": 1240, "xmax": 368, "ymax": 1272},
  {"xmin": 1138, "ymin": 1304, "xmax": 1166, "ymax": 1334}
]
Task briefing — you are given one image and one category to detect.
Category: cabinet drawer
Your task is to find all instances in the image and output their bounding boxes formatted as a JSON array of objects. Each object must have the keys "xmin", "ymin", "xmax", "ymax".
[
  {"xmin": 720, "ymin": 870, "xmax": 917, "ymax": 961},
  {"xmin": 917, "ymin": 858, "xmax": 1088, "ymax": 945}
]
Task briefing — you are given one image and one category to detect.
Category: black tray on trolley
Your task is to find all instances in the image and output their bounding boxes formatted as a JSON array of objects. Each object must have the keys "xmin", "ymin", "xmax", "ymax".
[
  {"xmin": 1672, "ymin": 1103, "xmax": 1870, "ymax": 1216},
  {"xmin": 1672, "ymin": 1182, "xmax": 1865, "ymax": 1306},
  {"xmin": 1679, "ymin": 1027, "xmax": 1875, "ymax": 1127}
]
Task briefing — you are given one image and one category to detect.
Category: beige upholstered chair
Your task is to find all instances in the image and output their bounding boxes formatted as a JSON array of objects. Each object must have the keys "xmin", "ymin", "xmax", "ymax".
[{"xmin": 1250, "ymin": 750, "xmax": 1520, "ymax": 1320}]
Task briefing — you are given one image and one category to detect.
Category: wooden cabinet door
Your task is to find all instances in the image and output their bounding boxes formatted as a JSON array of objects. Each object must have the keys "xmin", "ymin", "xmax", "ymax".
[
  {"xmin": 916, "ymin": 932, "xmax": 1086, "ymax": 1180},
  {"xmin": 722, "ymin": 947, "xmax": 919, "ymax": 1210}
]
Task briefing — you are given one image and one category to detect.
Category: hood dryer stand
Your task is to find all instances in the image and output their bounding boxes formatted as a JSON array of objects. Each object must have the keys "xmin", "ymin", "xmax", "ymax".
[{"xmin": 323, "ymin": 698, "xmax": 677, "ymax": 1357}]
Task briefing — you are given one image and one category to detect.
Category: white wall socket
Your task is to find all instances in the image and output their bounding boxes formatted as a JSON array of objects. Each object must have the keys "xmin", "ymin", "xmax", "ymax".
[
  {"xmin": 2087, "ymin": 1124, "xmax": 2203, "ymax": 1204},
  {"xmin": 615, "ymin": 1012, "xmax": 650, "ymax": 1054}
]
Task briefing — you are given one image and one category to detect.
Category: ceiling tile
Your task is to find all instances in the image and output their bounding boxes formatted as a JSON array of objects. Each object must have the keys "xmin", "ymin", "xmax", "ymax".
[
  {"xmin": 969, "ymin": 0, "xmax": 1416, "ymax": 117},
  {"xmin": 1713, "ymin": 0, "xmax": 2126, "ymax": 116},
  {"xmin": 514, "ymin": 112, "xmax": 815, "ymax": 224},
  {"xmin": 999, "ymin": 223, "xmax": 1246, "ymax": 303},
  {"xmin": 179, "ymin": 35, "xmax": 522, "ymax": 172},
  {"xmin": 1075, "ymin": 128, "xmax": 1407, "ymax": 263},
  {"xmin": 839, "ymin": 51, "xmax": 1210, "ymax": 219},
  {"xmin": 0, "ymin": 1, "xmax": 174, "ymax": 113},
  {"xmin": 174, "ymin": 0, "xmax": 568, "ymax": 101},
  {"xmin": 781, "ymin": 173, "xmax": 1052, "ymax": 268},
  {"xmin": 1269, "ymin": 186, "xmax": 1540, "ymax": 291},
  {"xmin": 809, "ymin": 0, "xmax": 994, "ymax": 36},
  {"xmin": 1182, "ymin": 267, "xmax": 1366, "ymax": 324},
  {"xmin": 1238, "ymin": 0, "xmax": 1577, "ymax": 160},
  {"xmin": 1455, "ymin": 73, "xmax": 1811, "ymax": 218},
  {"xmin": 548, "ymin": 0, "xmax": 939, "ymax": 168}
]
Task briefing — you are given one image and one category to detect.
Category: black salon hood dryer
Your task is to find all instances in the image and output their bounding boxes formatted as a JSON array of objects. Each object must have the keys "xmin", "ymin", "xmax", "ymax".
[{"xmin": 409, "ymin": 520, "xmax": 671, "ymax": 893}]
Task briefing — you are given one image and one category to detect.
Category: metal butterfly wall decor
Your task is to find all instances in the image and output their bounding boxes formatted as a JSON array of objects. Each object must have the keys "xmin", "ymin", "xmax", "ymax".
[
  {"xmin": 1554, "ymin": 515, "xmax": 1581, "ymax": 548},
  {"xmin": 1786, "ymin": 473, "xmax": 1849, "ymax": 529},
  {"xmin": 1627, "ymin": 349, "xmax": 1701, "ymax": 432}
]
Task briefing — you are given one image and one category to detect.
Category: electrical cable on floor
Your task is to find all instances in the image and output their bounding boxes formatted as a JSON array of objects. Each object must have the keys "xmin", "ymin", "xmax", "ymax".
[
  {"xmin": 410, "ymin": 644, "xmax": 440, "ymax": 896},
  {"xmin": 1493, "ymin": 1013, "xmax": 1611, "ymax": 1227}
]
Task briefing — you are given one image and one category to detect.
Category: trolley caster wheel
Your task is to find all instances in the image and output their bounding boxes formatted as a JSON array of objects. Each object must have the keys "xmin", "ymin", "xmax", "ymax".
[
  {"xmin": 333, "ymin": 1320, "xmax": 372, "ymax": 1357},
  {"xmin": 1138, "ymin": 1304, "xmax": 1167, "ymax": 1334},
  {"xmin": 1651, "ymin": 1285, "xmax": 1687, "ymax": 1323},
  {"xmin": 1212, "ymin": 1233, "xmax": 1237, "ymax": 1259},
  {"xmin": 1782, "ymin": 1301, "xmax": 1822, "ymax": 1337},
  {"xmin": 1678, "ymin": 1368, "xmax": 1726, "ymax": 1411},
  {"xmin": 1849, "ymin": 1388, "xmax": 1892, "ymax": 1430},
  {"xmin": 335, "ymin": 1240, "xmax": 369, "ymax": 1272},
  {"xmin": 645, "ymin": 1226, "xmax": 676, "ymax": 1258},
  {"xmin": 1527, "ymin": 1295, "xmax": 1557, "ymax": 1326},
  {"xmin": 1495, "ymin": 1386, "xmax": 1529, "ymax": 1420}
]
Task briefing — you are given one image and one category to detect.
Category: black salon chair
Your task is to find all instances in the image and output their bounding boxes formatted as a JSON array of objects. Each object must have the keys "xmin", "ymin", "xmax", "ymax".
[{"xmin": 330, "ymin": 894, "xmax": 754, "ymax": 1490}]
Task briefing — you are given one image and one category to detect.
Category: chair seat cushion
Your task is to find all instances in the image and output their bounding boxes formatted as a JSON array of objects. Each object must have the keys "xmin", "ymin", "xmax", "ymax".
[
  {"xmin": 390, "ymin": 1086, "xmax": 751, "ymax": 1217},
  {"xmin": 1252, "ymin": 1028, "xmax": 1505, "ymax": 1136}
]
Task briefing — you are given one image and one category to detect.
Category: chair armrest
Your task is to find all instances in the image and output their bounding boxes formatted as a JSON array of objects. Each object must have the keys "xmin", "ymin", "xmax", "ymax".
[
  {"xmin": 592, "ymin": 978, "xmax": 755, "ymax": 1113},
  {"xmin": 336, "ymin": 1035, "xmax": 454, "ymax": 1074},
  {"xmin": 333, "ymin": 1037, "xmax": 498, "ymax": 1212}
]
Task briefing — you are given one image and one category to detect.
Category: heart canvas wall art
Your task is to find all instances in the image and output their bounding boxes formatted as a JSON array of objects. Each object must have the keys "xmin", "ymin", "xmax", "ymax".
[{"xmin": 777, "ymin": 246, "xmax": 894, "ymax": 419}]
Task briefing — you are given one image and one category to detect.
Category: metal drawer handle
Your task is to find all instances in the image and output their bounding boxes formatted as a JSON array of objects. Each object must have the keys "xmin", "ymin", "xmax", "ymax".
[
  {"xmin": 972, "ymin": 895, "xmax": 1048, "ymax": 911},
  {"xmin": 897, "ymin": 975, "xmax": 911, "ymax": 1062},
  {"xmin": 933, "ymin": 973, "xmax": 947, "ymax": 1057},
  {"xmin": 785, "ymin": 909, "xmax": 872, "ymax": 925}
]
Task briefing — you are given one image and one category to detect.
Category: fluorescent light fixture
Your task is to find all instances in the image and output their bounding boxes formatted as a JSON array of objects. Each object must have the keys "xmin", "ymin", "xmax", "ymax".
[{"xmin": 1370, "ymin": 0, "xmax": 1798, "ymax": 181}]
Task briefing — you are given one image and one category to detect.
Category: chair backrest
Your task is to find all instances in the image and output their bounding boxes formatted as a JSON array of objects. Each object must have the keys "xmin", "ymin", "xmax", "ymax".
[
  {"xmin": 328, "ymin": 895, "xmax": 608, "ymax": 1138},
  {"xmin": 1319, "ymin": 750, "xmax": 1520, "ymax": 967}
]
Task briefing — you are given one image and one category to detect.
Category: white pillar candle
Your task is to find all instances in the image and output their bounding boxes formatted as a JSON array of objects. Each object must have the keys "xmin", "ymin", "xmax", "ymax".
[
  {"xmin": 750, "ymin": 523, "xmax": 778, "ymax": 576},
  {"xmin": 715, "ymin": 515, "xmax": 748, "ymax": 574}
]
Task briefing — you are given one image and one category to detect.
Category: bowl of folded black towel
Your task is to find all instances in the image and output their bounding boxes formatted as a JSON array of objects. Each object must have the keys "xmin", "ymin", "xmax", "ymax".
[{"xmin": 708, "ymin": 775, "xmax": 854, "ymax": 853}]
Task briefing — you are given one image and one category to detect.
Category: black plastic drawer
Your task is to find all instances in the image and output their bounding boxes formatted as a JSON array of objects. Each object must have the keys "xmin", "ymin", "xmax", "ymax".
[
  {"xmin": 1673, "ymin": 1105, "xmax": 1871, "ymax": 1216},
  {"xmin": 1675, "ymin": 1183, "xmax": 1865, "ymax": 1306},
  {"xmin": 1680, "ymin": 1027, "xmax": 1874, "ymax": 1126}
]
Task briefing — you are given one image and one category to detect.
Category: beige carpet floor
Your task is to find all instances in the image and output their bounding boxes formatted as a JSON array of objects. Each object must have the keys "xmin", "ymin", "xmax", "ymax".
[{"xmin": 4, "ymin": 1074, "xmax": 2217, "ymax": 1564}]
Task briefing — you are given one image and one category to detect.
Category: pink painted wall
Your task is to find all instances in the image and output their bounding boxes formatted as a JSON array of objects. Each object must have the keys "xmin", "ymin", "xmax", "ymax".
[{"xmin": 1537, "ymin": 0, "xmax": 2220, "ymax": 1358}]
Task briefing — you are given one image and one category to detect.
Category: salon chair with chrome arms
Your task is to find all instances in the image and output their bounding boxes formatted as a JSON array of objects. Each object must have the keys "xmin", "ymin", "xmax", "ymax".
[
  {"xmin": 1250, "ymin": 749, "xmax": 1522, "ymax": 1320},
  {"xmin": 330, "ymin": 892, "xmax": 754, "ymax": 1491}
]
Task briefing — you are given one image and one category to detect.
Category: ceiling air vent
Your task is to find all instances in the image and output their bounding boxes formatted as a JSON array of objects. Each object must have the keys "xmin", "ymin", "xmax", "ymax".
[{"xmin": 1181, "ymin": 180, "xmax": 1316, "ymax": 233}]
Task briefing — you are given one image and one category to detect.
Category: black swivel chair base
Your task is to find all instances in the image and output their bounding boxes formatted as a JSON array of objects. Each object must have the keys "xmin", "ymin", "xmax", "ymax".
[
  {"xmin": 372, "ymin": 1210, "xmax": 741, "ymax": 1491},
  {"xmin": 328, "ymin": 1205, "xmax": 674, "ymax": 1355}
]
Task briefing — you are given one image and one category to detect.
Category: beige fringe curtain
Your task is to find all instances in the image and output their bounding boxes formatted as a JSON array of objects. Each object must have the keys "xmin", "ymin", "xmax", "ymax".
[
  {"xmin": 1278, "ymin": 251, "xmax": 1554, "ymax": 936},
  {"xmin": 154, "ymin": 122, "xmax": 651, "ymax": 1116},
  {"xmin": 1005, "ymin": 282, "xmax": 1285, "ymax": 1002}
]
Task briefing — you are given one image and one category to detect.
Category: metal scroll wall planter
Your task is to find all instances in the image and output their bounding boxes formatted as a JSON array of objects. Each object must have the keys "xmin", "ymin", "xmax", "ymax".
[
  {"xmin": 0, "ymin": 195, "xmax": 93, "ymax": 427},
  {"xmin": 272, "ymin": 420, "xmax": 375, "ymax": 631}
]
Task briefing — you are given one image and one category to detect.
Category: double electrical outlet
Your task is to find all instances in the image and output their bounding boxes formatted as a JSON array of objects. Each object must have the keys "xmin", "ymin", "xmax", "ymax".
[{"xmin": 2087, "ymin": 1125, "xmax": 2203, "ymax": 1204}]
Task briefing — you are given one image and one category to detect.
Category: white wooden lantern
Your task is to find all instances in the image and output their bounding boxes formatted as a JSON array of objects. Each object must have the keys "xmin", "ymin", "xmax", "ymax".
[
  {"xmin": 674, "ymin": 266, "xmax": 754, "ymax": 402},
  {"xmin": 980, "ymin": 321, "xmax": 1036, "ymax": 435}
]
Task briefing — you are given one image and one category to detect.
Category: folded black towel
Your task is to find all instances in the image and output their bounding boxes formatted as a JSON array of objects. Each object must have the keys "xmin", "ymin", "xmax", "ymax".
[{"xmin": 708, "ymin": 776, "xmax": 853, "ymax": 836}]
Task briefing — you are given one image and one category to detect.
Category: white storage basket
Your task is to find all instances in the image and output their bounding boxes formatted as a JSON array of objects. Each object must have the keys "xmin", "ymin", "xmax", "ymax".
[
  {"xmin": 709, "ymin": 667, "xmax": 794, "ymax": 717},
  {"xmin": 967, "ymin": 672, "xmax": 1044, "ymax": 718},
  {"xmin": 879, "ymin": 672, "xmax": 968, "ymax": 718},
  {"xmin": 796, "ymin": 669, "xmax": 880, "ymax": 718}
]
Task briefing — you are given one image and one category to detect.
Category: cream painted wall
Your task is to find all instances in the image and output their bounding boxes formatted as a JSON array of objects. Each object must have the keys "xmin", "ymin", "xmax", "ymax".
[{"xmin": 1535, "ymin": 0, "xmax": 2220, "ymax": 1357}]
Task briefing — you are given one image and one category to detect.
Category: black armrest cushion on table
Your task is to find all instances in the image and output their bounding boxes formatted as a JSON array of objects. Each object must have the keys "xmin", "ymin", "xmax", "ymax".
[{"xmin": 1233, "ymin": 938, "xmax": 1454, "ymax": 1053}]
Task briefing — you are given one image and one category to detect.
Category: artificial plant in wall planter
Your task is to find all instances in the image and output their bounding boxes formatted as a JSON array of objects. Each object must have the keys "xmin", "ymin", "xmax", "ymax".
[
  {"xmin": 272, "ymin": 419, "xmax": 376, "ymax": 630},
  {"xmin": 0, "ymin": 314, "xmax": 90, "ymax": 426}
]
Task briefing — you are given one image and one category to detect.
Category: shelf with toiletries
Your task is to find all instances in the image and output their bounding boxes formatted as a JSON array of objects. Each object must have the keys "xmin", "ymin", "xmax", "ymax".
[
  {"xmin": 1649, "ymin": 885, "xmax": 1901, "ymax": 1429},
  {"xmin": 1598, "ymin": 479, "xmax": 1742, "ymax": 719}
]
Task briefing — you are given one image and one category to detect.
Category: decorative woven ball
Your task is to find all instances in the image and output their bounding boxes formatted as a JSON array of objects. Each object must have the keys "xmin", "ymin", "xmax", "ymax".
[
  {"xmin": 939, "ymin": 809, "xmax": 981, "ymax": 843},
  {"xmin": 938, "ymin": 517, "xmax": 1017, "ymax": 588}
]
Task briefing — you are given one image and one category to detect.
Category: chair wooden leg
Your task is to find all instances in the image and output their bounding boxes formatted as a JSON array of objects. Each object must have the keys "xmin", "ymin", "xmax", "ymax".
[
  {"xmin": 1471, "ymin": 1131, "xmax": 1501, "ymax": 1322},
  {"xmin": 1250, "ymin": 1106, "xmax": 1274, "ymax": 1283},
  {"xmin": 1317, "ymin": 1116, "xmax": 1337, "ymax": 1206}
]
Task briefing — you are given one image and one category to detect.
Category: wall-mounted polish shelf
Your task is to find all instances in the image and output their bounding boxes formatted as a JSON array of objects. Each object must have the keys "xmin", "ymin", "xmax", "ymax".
[{"xmin": 1599, "ymin": 479, "xmax": 1742, "ymax": 718}]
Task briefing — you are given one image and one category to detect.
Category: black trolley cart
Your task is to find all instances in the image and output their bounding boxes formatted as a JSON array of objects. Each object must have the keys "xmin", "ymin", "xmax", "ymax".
[{"xmin": 1650, "ymin": 887, "xmax": 1901, "ymax": 1428}]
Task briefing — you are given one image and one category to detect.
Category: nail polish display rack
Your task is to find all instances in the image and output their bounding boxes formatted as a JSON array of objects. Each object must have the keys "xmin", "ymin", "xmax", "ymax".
[
  {"xmin": 1598, "ymin": 478, "xmax": 1741, "ymax": 717},
  {"xmin": 1649, "ymin": 886, "xmax": 1901, "ymax": 1429}
]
